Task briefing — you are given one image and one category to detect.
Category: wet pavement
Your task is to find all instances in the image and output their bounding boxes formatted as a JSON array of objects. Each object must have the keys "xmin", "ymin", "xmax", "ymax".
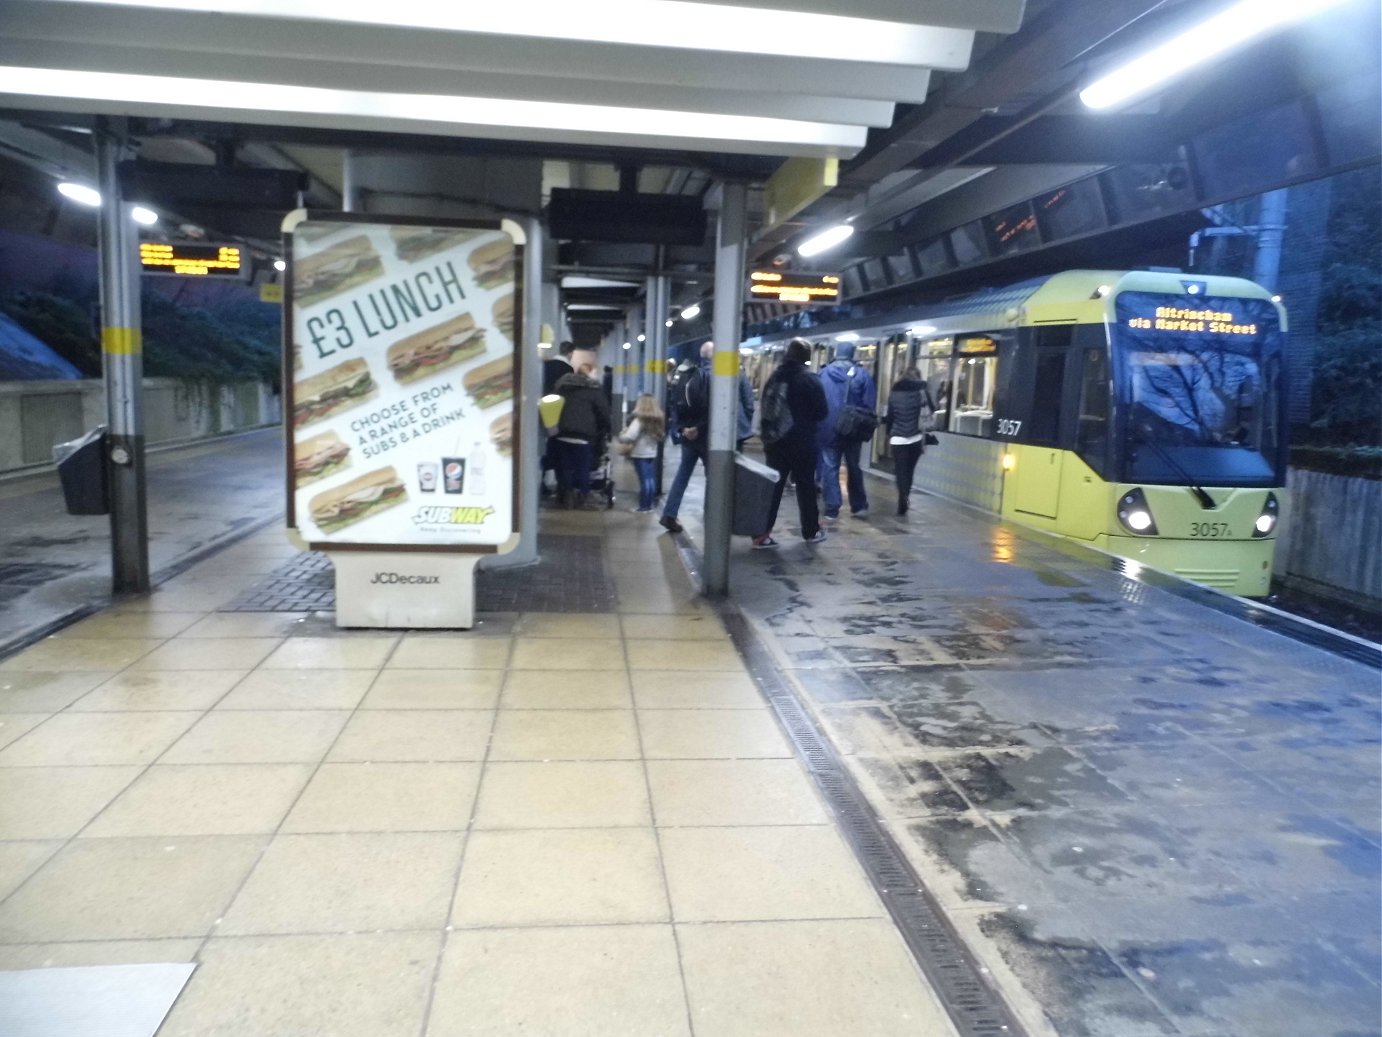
[
  {"xmin": 0, "ymin": 429, "xmax": 285, "ymax": 653},
  {"xmin": 673, "ymin": 461, "xmax": 1381, "ymax": 1037}
]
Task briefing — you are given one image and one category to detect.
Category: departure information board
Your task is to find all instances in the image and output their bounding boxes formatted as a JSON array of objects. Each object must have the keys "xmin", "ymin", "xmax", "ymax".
[
  {"xmin": 139, "ymin": 242, "xmax": 244, "ymax": 277},
  {"xmin": 748, "ymin": 270, "xmax": 840, "ymax": 303}
]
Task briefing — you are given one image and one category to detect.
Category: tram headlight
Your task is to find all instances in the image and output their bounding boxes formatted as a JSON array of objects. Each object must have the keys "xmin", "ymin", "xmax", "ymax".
[
  {"xmin": 1252, "ymin": 492, "xmax": 1280, "ymax": 537},
  {"xmin": 1116, "ymin": 488, "xmax": 1158, "ymax": 536}
]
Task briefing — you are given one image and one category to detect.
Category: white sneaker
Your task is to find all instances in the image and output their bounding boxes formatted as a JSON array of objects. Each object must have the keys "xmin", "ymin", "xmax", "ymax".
[{"xmin": 805, "ymin": 530, "xmax": 827, "ymax": 543}]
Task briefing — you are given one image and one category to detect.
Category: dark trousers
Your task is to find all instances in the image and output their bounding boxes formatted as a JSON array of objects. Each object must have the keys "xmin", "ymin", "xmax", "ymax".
[
  {"xmin": 763, "ymin": 439, "xmax": 821, "ymax": 540},
  {"xmin": 552, "ymin": 438, "xmax": 593, "ymax": 496},
  {"xmin": 893, "ymin": 440, "xmax": 923, "ymax": 513}
]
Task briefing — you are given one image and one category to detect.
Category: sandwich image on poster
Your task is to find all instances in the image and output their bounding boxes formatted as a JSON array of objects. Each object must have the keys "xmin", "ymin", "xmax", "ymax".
[
  {"xmin": 391, "ymin": 226, "xmax": 482, "ymax": 263},
  {"xmin": 464, "ymin": 356, "xmax": 513, "ymax": 410},
  {"xmin": 294, "ymin": 234, "xmax": 383, "ymax": 309},
  {"xmin": 387, "ymin": 312, "xmax": 485, "ymax": 385},
  {"xmin": 468, "ymin": 238, "xmax": 514, "ymax": 291},
  {"xmin": 492, "ymin": 293, "xmax": 514, "ymax": 342},
  {"xmin": 294, "ymin": 430, "xmax": 352, "ymax": 488},
  {"xmin": 293, "ymin": 358, "xmax": 378, "ymax": 429},
  {"xmin": 490, "ymin": 413, "xmax": 513, "ymax": 457},
  {"xmin": 309, "ymin": 466, "xmax": 408, "ymax": 534}
]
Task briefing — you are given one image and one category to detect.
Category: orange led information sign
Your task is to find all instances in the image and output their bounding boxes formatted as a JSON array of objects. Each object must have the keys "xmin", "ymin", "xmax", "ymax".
[
  {"xmin": 748, "ymin": 270, "xmax": 841, "ymax": 304},
  {"xmin": 139, "ymin": 242, "xmax": 244, "ymax": 277},
  {"xmin": 1125, "ymin": 306, "xmax": 1259, "ymax": 336}
]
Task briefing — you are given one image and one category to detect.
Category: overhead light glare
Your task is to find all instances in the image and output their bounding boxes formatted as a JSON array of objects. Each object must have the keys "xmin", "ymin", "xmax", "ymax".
[
  {"xmin": 622, "ymin": 342, "xmax": 632, "ymax": 350},
  {"xmin": 58, "ymin": 182, "xmax": 101, "ymax": 207},
  {"xmin": 680, "ymin": 304, "xmax": 701, "ymax": 320},
  {"xmin": 665, "ymin": 319, "xmax": 675, "ymax": 327},
  {"xmin": 1079, "ymin": 0, "xmax": 1349, "ymax": 110},
  {"xmin": 908, "ymin": 325, "xmax": 936, "ymax": 337},
  {"xmin": 637, "ymin": 334, "xmax": 646, "ymax": 342},
  {"xmin": 131, "ymin": 206, "xmax": 158, "ymax": 225},
  {"xmin": 274, "ymin": 259, "xmax": 286, "ymax": 272},
  {"xmin": 797, "ymin": 224, "xmax": 854, "ymax": 257},
  {"xmin": 835, "ymin": 332, "xmax": 859, "ymax": 342}
]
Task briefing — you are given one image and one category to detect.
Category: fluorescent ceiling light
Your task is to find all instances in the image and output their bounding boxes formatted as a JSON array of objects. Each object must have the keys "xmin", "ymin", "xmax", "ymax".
[
  {"xmin": 798, "ymin": 224, "xmax": 854, "ymax": 257},
  {"xmin": 50, "ymin": 0, "xmax": 974, "ymax": 68},
  {"xmin": 57, "ymin": 182, "xmax": 101, "ymax": 206},
  {"xmin": 0, "ymin": 67, "xmax": 864, "ymax": 152},
  {"xmin": 1080, "ymin": 0, "xmax": 1349, "ymax": 110},
  {"xmin": 665, "ymin": 319, "xmax": 675, "ymax": 327},
  {"xmin": 561, "ymin": 276, "xmax": 640, "ymax": 289},
  {"xmin": 565, "ymin": 304, "xmax": 621, "ymax": 311},
  {"xmin": 680, "ymin": 304, "xmax": 701, "ymax": 320},
  {"xmin": 274, "ymin": 259, "xmax": 287, "ymax": 271},
  {"xmin": 622, "ymin": 342, "xmax": 632, "ymax": 349},
  {"xmin": 637, "ymin": 334, "xmax": 646, "ymax": 342},
  {"xmin": 131, "ymin": 206, "xmax": 158, "ymax": 225}
]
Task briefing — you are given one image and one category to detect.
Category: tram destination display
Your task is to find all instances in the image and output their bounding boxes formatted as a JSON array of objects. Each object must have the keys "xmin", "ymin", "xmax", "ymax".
[
  {"xmin": 748, "ymin": 270, "xmax": 841, "ymax": 304},
  {"xmin": 139, "ymin": 242, "xmax": 243, "ymax": 277},
  {"xmin": 283, "ymin": 215, "xmax": 522, "ymax": 550}
]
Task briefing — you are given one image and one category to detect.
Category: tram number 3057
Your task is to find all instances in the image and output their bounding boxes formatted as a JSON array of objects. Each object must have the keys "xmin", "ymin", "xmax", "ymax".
[
  {"xmin": 1190, "ymin": 522, "xmax": 1232, "ymax": 538},
  {"xmin": 996, "ymin": 419, "xmax": 1022, "ymax": 436}
]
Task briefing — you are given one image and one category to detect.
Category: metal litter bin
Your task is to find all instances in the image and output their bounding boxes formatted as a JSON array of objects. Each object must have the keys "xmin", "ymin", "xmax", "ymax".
[
  {"xmin": 731, "ymin": 453, "xmax": 779, "ymax": 536},
  {"xmin": 53, "ymin": 426, "xmax": 110, "ymax": 515}
]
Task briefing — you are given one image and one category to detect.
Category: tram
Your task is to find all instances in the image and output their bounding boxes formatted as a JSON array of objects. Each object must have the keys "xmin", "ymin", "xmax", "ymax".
[{"xmin": 746, "ymin": 270, "xmax": 1288, "ymax": 597}]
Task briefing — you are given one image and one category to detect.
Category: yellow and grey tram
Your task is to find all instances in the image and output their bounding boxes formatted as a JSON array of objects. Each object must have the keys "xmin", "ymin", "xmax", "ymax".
[{"xmin": 746, "ymin": 270, "xmax": 1289, "ymax": 597}]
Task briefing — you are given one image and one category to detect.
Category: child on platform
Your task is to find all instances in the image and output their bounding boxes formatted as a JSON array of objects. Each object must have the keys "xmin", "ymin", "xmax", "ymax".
[{"xmin": 618, "ymin": 393, "xmax": 665, "ymax": 513}]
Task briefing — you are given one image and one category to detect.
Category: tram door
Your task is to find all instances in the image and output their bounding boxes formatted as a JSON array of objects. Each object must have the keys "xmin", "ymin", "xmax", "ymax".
[
  {"xmin": 1011, "ymin": 335, "xmax": 1067, "ymax": 519},
  {"xmin": 873, "ymin": 336, "xmax": 909, "ymax": 467}
]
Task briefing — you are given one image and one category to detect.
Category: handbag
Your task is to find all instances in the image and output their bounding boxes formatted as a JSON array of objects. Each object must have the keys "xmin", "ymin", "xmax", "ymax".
[
  {"xmin": 924, "ymin": 431, "xmax": 939, "ymax": 446},
  {"xmin": 614, "ymin": 439, "xmax": 634, "ymax": 456}
]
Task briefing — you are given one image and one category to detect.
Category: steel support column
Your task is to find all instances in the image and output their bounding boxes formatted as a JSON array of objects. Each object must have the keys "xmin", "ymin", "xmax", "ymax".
[
  {"xmin": 96, "ymin": 120, "xmax": 149, "ymax": 594},
  {"xmin": 702, "ymin": 181, "xmax": 746, "ymax": 597}
]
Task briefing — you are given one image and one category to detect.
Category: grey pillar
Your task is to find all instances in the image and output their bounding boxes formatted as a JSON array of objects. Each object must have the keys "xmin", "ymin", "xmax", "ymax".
[
  {"xmin": 702, "ymin": 181, "xmax": 747, "ymax": 597},
  {"xmin": 650, "ymin": 273, "xmax": 671, "ymax": 496},
  {"xmin": 487, "ymin": 215, "xmax": 543, "ymax": 568},
  {"xmin": 1253, "ymin": 189, "xmax": 1289, "ymax": 292},
  {"xmin": 96, "ymin": 121, "xmax": 149, "ymax": 594}
]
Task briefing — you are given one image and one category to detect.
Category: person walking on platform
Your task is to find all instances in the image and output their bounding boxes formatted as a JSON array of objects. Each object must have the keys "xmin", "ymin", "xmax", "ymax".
[
  {"xmin": 884, "ymin": 366, "xmax": 935, "ymax": 517},
  {"xmin": 552, "ymin": 362, "xmax": 610, "ymax": 509},
  {"xmin": 818, "ymin": 341, "xmax": 877, "ymax": 520},
  {"xmin": 659, "ymin": 341, "xmax": 713, "ymax": 533},
  {"xmin": 736, "ymin": 359, "xmax": 755, "ymax": 452},
  {"xmin": 540, "ymin": 341, "xmax": 576, "ymax": 497},
  {"xmin": 618, "ymin": 393, "xmax": 665, "ymax": 513},
  {"xmin": 752, "ymin": 338, "xmax": 828, "ymax": 547}
]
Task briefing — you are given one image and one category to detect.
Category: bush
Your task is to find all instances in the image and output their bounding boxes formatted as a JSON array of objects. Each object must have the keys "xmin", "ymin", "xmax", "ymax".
[
  {"xmin": 1290, "ymin": 444, "xmax": 1382, "ymax": 480},
  {"xmin": 0, "ymin": 289, "xmax": 101, "ymax": 375}
]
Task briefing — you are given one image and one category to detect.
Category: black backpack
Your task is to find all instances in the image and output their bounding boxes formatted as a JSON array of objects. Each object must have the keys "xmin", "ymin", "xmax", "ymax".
[
  {"xmin": 759, "ymin": 377, "xmax": 794, "ymax": 446},
  {"xmin": 669, "ymin": 363, "xmax": 708, "ymax": 425}
]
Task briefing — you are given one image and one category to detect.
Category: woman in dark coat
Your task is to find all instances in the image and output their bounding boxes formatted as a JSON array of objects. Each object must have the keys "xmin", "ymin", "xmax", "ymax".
[
  {"xmin": 883, "ymin": 367, "xmax": 935, "ymax": 516},
  {"xmin": 553, "ymin": 362, "xmax": 611, "ymax": 508}
]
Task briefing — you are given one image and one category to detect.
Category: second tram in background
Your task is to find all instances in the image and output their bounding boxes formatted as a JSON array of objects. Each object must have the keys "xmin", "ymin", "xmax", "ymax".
[{"xmin": 746, "ymin": 269, "xmax": 1288, "ymax": 597}]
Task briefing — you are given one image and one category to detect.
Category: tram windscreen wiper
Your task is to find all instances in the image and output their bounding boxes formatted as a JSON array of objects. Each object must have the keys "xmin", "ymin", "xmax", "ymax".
[{"xmin": 1133, "ymin": 428, "xmax": 1216, "ymax": 510}]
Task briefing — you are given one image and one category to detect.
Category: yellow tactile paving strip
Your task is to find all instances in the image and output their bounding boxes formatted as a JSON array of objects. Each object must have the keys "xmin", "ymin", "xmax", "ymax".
[{"xmin": 0, "ymin": 512, "xmax": 958, "ymax": 1037}]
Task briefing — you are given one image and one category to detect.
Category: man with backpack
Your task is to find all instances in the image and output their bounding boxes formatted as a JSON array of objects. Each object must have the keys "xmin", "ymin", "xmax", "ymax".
[
  {"xmin": 752, "ymin": 338, "xmax": 829, "ymax": 547},
  {"xmin": 658, "ymin": 341, "xmax": 714, "ymax": 533},
  {"xmin": 818, "ymin": 340, "xmax": 878, "ymax": 520}
]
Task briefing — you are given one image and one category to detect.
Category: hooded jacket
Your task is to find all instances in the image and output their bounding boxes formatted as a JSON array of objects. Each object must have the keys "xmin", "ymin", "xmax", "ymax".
[
  {"xmin": 555, "ymin": 371, "xmax": 611, "ymax": 444},
  {"xmin": 884, "ymin": 378, "xmax": 935, "ymax": 439},
  {"xmin": 818, "ymin": 359, "xmax": 877, "ymax": 449},
  {"xmin": 765, "ymin": 356, "xmax": 828, "ymax": 450}
]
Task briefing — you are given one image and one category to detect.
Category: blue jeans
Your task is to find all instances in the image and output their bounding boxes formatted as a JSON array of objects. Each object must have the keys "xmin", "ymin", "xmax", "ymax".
[
  {"xmin": 820, "ymin": 439, "xmax": 867, "ymax": 515},
  {"xmin": 661, "ymin": 439, "xmax": 705, "ymax": 519},
  {"xmin": 632, "ymin": 457, "xmax": 657, "ymax": 510}
]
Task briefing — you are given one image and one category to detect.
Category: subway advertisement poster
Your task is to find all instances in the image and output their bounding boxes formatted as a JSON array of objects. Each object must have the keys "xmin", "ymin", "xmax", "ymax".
[{"xmin": 283, "ymin": 214, "xmax": 521, "ymax": 549}]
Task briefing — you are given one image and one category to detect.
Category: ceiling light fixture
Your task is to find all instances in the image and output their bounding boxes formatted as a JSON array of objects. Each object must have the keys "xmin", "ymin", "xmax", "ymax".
[
  {"xmin": 274, "ymin": 259, "xmax": 287, "ymax": 272},
  {"xmin": 680, "ymin": 304, "xmax": 701, "ymax": 320},
  {"xmin": 1079, "ymin": 0, "xmax": 1348, "ymax": 110},
  {"xmin": 131, "ymin": 206, "xmax": 158, "ymax": 225},
  {"xmin": 57, "ymin": 182, "xmax": 101, "ymax": 207},
  {"xmin": 797, "ymin": 224, "xmax": 854, "ymax": 257}
]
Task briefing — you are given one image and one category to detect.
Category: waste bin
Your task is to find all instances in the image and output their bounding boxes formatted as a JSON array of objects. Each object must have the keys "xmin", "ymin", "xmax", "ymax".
[
  {"xmin": 53, "ymin": 426, "xmax": 110, "ymax": 515},
  {"xmin": 731, "ymin": 453, "xmax": 780, "ymax": 536}
]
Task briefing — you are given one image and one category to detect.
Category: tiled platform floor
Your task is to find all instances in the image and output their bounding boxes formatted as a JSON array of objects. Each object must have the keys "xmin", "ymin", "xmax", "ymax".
[{"xmin": 0, "ymin": 511, "xmax": 956, "ymax": 1036}]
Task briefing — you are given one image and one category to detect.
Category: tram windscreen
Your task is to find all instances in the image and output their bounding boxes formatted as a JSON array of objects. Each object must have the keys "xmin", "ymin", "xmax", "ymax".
[{"xmin": 1113, "ymin": 292, "xmax": 1285, "ymax": 487}]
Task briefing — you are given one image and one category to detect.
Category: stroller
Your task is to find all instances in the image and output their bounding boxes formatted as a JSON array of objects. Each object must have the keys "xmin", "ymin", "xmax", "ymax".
[{"xmin": 587, "ymin": 445, "xmax": 616, "ymax": 509}]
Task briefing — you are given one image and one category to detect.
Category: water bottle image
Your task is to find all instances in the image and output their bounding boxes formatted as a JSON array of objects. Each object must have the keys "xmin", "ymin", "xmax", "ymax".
[{"xmin": 468, "ymin": 440, "xmax": 487, "ymax": 496}]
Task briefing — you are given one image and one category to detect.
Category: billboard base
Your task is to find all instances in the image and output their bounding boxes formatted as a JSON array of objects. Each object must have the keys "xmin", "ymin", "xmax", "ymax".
[{"xmin": 330, "ymin": 550, "xmax": 482, "ymax": 629}]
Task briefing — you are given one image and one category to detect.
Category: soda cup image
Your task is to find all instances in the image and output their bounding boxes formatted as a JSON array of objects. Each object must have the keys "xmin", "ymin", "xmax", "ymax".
[
  {"xmin": 417, "ymin": 462, "xmax": 438, "ymax": 492},
  {"xmin": 442, "ymin": 458, "xmax": 465, "ymax": 494}
]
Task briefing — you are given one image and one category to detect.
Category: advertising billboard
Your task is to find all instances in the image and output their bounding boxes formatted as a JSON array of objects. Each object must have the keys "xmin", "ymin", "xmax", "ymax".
[{"xmin": 283, "ymin": 213, "xmax": 522, "ymax": 552}]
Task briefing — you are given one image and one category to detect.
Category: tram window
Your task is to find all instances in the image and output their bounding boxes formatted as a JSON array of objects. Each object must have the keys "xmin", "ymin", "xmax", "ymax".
[
  {"xmin": 953, "ymin": 340, "xmax": 998, "ymax": 437},
  {"xmin": 1029, "ymin": 351, "xmax": 1066, "ymax": 445},
  {"xmin": 1076, "ymin": 347, "xmax": 1110, "ymax": 476},
  {"xmin": 917, "ymin": 344, "xmax": 953, "ymax": 432}
]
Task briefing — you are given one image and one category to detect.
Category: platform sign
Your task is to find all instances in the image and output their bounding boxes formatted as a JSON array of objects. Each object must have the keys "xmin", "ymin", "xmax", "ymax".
[
  {"xmin": 282, "ymin": 212, "xmax": 523, "ymax": 554},
  {"xmin": 748, "ymin": 270, "xmax": 841, "ymax": 304},
  {"xmin": 139, "ymin": 242, "xmax": 244, "ymax": 277}
]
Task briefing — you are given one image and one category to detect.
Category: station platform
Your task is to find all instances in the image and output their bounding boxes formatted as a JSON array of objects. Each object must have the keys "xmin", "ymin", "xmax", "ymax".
[{"xmin": 0, "ymin": 444, "xmax": 1378, "ymax": 1037}]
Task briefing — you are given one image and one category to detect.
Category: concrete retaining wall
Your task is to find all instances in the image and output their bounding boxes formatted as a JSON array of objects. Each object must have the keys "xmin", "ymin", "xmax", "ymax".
[
  {"xmin": 0, "ymin": 379, "xmax": 280, "ymax": 470},
  {"xmin": 1278, "ymin": 467, "xmax": 1382, "ymax": 612}
]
